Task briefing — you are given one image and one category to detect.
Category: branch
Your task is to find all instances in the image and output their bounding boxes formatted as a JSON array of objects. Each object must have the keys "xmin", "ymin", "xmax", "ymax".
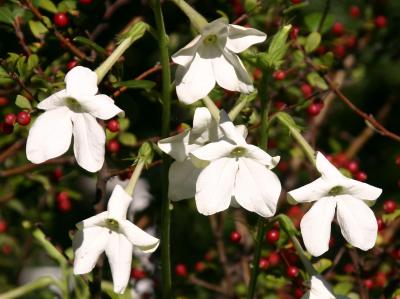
[
  {"xmin": 188, "ymin": 275, "xmax": 227, "ymax": 295},
  {"xmin": 349, "ymin": 248, "xmax": 369, "ymax": 299},
  {"xmin": 0, "ymin": 139, "xmax": 26, "ymax": 163}
]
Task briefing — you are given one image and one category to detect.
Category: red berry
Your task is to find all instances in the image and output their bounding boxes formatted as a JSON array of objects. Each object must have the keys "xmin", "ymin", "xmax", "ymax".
[
  {"xmin": 107, "ymin": 139, "xmax": 120, "ymax": 153},
  {"xmin": 0, "ymin": 122, "xmax": 13, "ymax": 134},
  {"xmin": 332, "ymin": 22, "xmax": 345, "ymax": 36},
  {"xmin": 293, "ymin": 287, "xmax": 304, "ymax": 298},
  {"xmin": 383, "ymin": 200, "xmax": 397, "ymax": 214},
  {"xmin": 363, "ymin": 278, "xmax": 374, "ymax": 289},
  {"xmin": 268, "ymin": 251, "xmax": 281, "ymax": 267},
  {"xmin": 290, "ymin": 26, "xmax": 300, "ymax": 40},
  {"xmin": 334, "ymin": 44, "xmax": 346, "ymax": 58},
  {"xmin": 307, "ymin": 103, "xmax": 321, "ymax": 117},
  {"xmin": 258, "ymin": 257, "xmax": 269, "ymax": 270},
  {"xmin": 287, "ymin": 266, "xmax": 299, "ymax": 278},
  {"xmin": 273, "ymin": 70, "xmax": 286, "ymax": 81},
  {"xmin": 344, "ymin": 263, "xmax": 354, "ymax": 274},
  {"xmin": 265, "ymin": 228, "xmax": 280, "ymax": 244},
  {"xmin": 349, "ymin": 6, "xmax": 361, "ymax": 18},
  {"xmin": 374, "ymin": 15, "xmax": 387, "ymax": 28},
  {"xmin": 57, "ymin": 198, "xmax": 71, "ymax": 212},
  {"xmin": 253, "ymin": 68, "xmax": 262, "ymax": 80},
  {"xmin": 374, "ymin": 272, "xmax": 387, "ymax": 287},
  {"xmin": 355, "ymin": 171, "xmax": 367, "ymax": 182},
  {"xmin": 16, "ymin": 111, "xmax": 31, "ymax": 126},
  {"xmin": 215, "ymin": 100, "xmax": 222, "ymax": 109},
  {"xmin": 291, "ymin": 0, "xmax": 301, "ymax": 4},
  {"xmin": 79, "ymin": 0, "xmax": 93, "ymax": 4},
  {"xmin": 230, "ymin": 231, "xmax": 241, "ymax": 243},
  {"xmin": 316, "ymin": 45, "xmax": 327, "ymax": 55},
  {"xmin": 2, "ymin": 244, "xmax": 12, "ymax": 255},
  {"xmin": 377, "ymin": 217, "xmax": 385, "ymax": 231},
  {"xmin": 56, "ymin": 191, "xmax": 69, "ymax": 203},
  {"xmin": 300, "ymin": 83, "xmax": 313, "ymax": 98},
  {"xmin": 53, "ymin": 167, "xmax": 63, "ymax": 181},
  {"xmin": 0, "ymin": 220, "xmax": 8, "ymax": 233},
  {"xmin": 53, "ymin": 13, "xmax": 69, "ymax": 28},
  {"xmin": 334, "ymin": 153, "xmax": 348, "ymax": 167},
  {"xmin": 131, "ymin": 268, "xmax": 146, "ymax": 280},
  {"xmin": 67, "ymin": 59, "xmax": 79, "ymax": 70},
  {"xmin": 345, "ymin": 35, "xmax": 357, "ymax": 48},
  {"xmin": 175, "ymin": 263, "xmax": 188, "ymax": 277},
  {"xmin": 107, "ymin": 119, "xmax": 120, "ymax": 132},
  {"xmin": 194, "ymin": 261, "xmax": 206, "ymax": 273},
  {"xmin": 0, "ymin": 97, "xmax": 9, "ymax": 106},
  {"xmin": 346, "ymin": 161, "xmax": 359, "ymax": 174},
  {"xmin": 4, "ymin": 113, "xmax": 16, "ymax": 125}
]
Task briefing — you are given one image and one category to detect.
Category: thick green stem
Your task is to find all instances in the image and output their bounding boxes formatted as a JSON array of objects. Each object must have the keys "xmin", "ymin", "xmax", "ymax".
[
  {"xmin": 152, "ymin": 0, "xmax": 172, "ymax": 297},
  {"xmin": 247, "ymin": 72, "xmax": 271, "ymax": 299},
  {"xmin": 203, "ymin": 96, "xmax": 221, "ymax": 121},
  {"xmin": 124, "ymin": 160, "xmax": 145, "ymax": 196},
  {"xmin": 0, "ymin": 277, "xmax": 56, "ymax": 299},
  {"xmin": 169, "ymin": 0, "xmax": 208, "ymax": 32}
]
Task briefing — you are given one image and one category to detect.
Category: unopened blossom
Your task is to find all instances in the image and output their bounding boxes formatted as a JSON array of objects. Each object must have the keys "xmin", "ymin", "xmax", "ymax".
[
  {"xmin": 173, "ymin": 18, "xmax": 266, "ymax": 104},
  {"xmin": 288, "ymin": 152, "xmax": 382, "ymax": 256},
  {"xmin": 73, "ymin": 185, "xmax": 159, "ymax": 294},
  {"xmin": 26, "ymin": 66, "xmax": 123, "ymax": 172},
  {"xmin": 158, "ymin": 107, "xmax": 246, "ymax": 200},
  {"xmin": 189, "ymin": 112, "xmax": 281, "ymax": 217},
  {"xmin": 302, "ymin": 276, "xmax": 347, "ymax": 299}
]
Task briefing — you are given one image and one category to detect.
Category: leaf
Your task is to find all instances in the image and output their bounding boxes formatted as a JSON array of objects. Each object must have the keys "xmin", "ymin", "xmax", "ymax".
[
  {"xmin": 15, "ymin": 95, "xmax": 32, "ymax": 110},
  {"xmin": 0, "ymin": 6, "xmax": 14, "ymax": 24},
  {"xmin": 0, "ymin": 66, "xmax": 12, "ymax": 86},
  {"xmin": 307, "ymin": 72, "xmax": 328, "ymax": 90},
  {"xmin": 6, "ymin": 199, "xmax": 25, "ymax": 214},
  {"xmin": 333, "ymin": 281, "xmax": 354, "ymax": 295},
  {"xmin": 244, "ymin": 0, "xmax": 257, "ymax": 11},
  {"xmin": 276, "ymin": 214, "xmax": 299, "ymax": 236},
  {"xmin": 16, "ymin": 56, "xmax": 27, "ymax": 79},
  {"xmin": 113, "ymin": 80, "xmax": 156, "ymax": 91},
  {"xmin": 118, "ymin": 21, "xmax": 149, "ymax": 44},
  {"xmin": 305, "ymin": 32, "xmax": 321, "ymax": 53},
  {"xmin": 27, "ymin": 55, "xmax": 39, "ymax": 71},
  {"xmin": 259, "ymin": 25, "xmax": 292, "ymax": 69},
  {"xmin": 304, "ymin": 13, "xmax": 335, "ymax": 34},
  {"xmin": 312, "ymin": 258, "xmax": 332, "ymax": 273},
  {"xmin": 28, "ymin": 20, "xmax": 48, "ymax": 38},
  {"xmin": 119, "ymin": 132, "xmax": 137, "ymax": 146},
  {"xmin": 73, "ymin": 36, "xmax": 106, "ymax": 54},
  {"xmin": 118, "ymin": 118, "xmax": 130, "ymax": 131},
  {"xmin": 57, "ymin": 0, "xmax": 77, "ymax": 12},
  {"xmin": 37, "ymin": 0, "xmax": 58, "ymax": 13}
]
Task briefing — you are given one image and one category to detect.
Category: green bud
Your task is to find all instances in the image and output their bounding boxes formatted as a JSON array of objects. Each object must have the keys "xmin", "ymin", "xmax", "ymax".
[{"xmin": 138, "ymin": 142, "xmax": 154, "ymax": 165}]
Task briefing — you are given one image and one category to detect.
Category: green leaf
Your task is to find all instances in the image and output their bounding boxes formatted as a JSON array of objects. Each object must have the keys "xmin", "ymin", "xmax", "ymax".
[
  {"xmin": 28, "ymin": 20, "xmax": 48, "ymax": 38},
  {"xmin": 118, "ymin": 118, "xmax": 130, "ymax": 131},
  {"xmin": 304, "ymin": 13, "xmax": 335, "ymax": 34},
  {"xmin": 6, "ymin": 199, "xmax": 26, "ymax": 214},
  {"xmin": 27, "ymin": 54, "xmax": 39, "ymax": 71},
  {"xmin": 312, "ymin": 258, "xmax": 332, "ymax": 273},
  {"xmin": 73, "ymin": 36, "xmax": 106, "ymax": 54},
  {"xmin": 37, "ymin": 0, "xmax": 58, "ymax": 13},
  {"xmin": 0, "ymin": 66, "xmax": 12, "ymax": 86},
  {"xmin": 16, "ymin": 56, "xmax": 27, "ymax": 78},
  {"xmin": 57, "ymin": 0, "xmax": 77, "ymax": 12},
  {"xmin": 259, "ymin": 25, "xmax": 292, "ymax": 69},
  {"xmin": 15, "ymin": 95, "xmax": 32, "ymax": 110},
  {"xmin": 119, "ymin": 132, "xmax": 137, "ymax": 146},
  {"xmin": 244, "ymin": 0, "xmax": 257, "ymax": 11},
  {"xmin": 333, "ymin": 281, "xmax": 354, "ymax": 295},
  {"xmin": 305, "ymin": 32, "xmax": 321, "ymax": 53},
  {"xmin": 307, "ymin": 72, "xmax": 328, "ymax": 90},
  {"xmin": 112, "ymin": 80, "xmax": 156, "ymax": 91},
  {"xmin": 0, "ymin": 6, "xmax": 14, "ymax": 24}
]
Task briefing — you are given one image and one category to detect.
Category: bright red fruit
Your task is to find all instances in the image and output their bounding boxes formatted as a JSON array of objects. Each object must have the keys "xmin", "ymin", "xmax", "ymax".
[
  {"xmin": 346, "ymin": 161, "xmax": 359, "ymax": 174},
  {"xmin": 0, "ymin": 220, "xmax": 8, "ymax": 233},
  {"xmin": 265, "ymin": 228, "xmax": 280, "ymax": 244},
  {"xmin": 363, "ymin": 278, "xmax": 374, "ymax": 289},
  {"xmin": 17, "ymin": 111, "xmax": 31, "ymax": 126},
  {"xmin": 4, "ymin": 113, "xmax": 16, "ymax": 125},
  {"xmin": 273, "ymin": 70, "xmax": 286, "ymax": 81},
  {"xmin": 293, "ymin": 287, "xmax": 304, "ymax": 298},
  {"xmin": 107, "ymin": 119, "xmax": 120, "ymax": 132},
  {"xmin": 107, "ymin": 139, "xmax": 120, "ymax": 153},
  {"xmin": 374, "ymin": 15, "xmax": 387, "ymax": 28},
  {"xmin": 175, "ymin": 263, "xmax": 188, "ymax": 277},
  {"xmin": 258, "ymin": 257, "xmax": 269, "ymax": 270},
  {"xmin": 307, "ymin": 102, "xmax": 321, "ymax": 117},
  {"xmin": 287, "ymin": 266, "xmax": 299, "ymax": 278},
  {"xmin": 131, "ymin": 268, "xmax": 146, "ymax": 280},
  {"xmin": 377, "ymin": 217, "xmax": 385, "ymax": 231},
  {"xmin": 268, "ymin": 251, "xmax": 281, "ymax": 266},
  {"xmin": 53, "ymin": 13, "xmax": 69, "ymax": 28},
  {"xmin": 349, "ymin": 6, "xmax": 361, "ymax": 18},
  {"xmin": 300, "ymin": 83, "xmax": 313, "ymax": 98},
  {"xmin": 383, "ymin": 199, "xmax": 397, "ymax": 214},
  {"xmin": 230, "ymin": 231, "xmax": 241, "ymax": 243},
  {"xmin": 67, "ymin": 60, "xmax": 79, "ymax": 70},
  {"xmin": 334, "ymin": 44, "xmax": 346, "ymax": 58},
  {"xmin": 355, "ymin": 171, "xmax": 367, "ymax": 181},
  {"xmin": 57, "ymin": 191, "xmax": 69, "ymax": 202},
  {"xmin": 332, "ymin": 22, "xmax": 345, "ymax": 36},
  {"xmin": 0, "ymin": 97, "xmax": 9, "ymax": 106}
]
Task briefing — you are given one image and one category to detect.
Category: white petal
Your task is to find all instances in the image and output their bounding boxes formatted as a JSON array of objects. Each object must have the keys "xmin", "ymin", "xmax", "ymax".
[
  {"xmin": 189, "ymin": 107, "xmax": 219, "ymax": 144},
  {"xmin": 168, "ymin": 160, "xmax": 201, "ymax": 201},
  {"xmin": 288, "ymin": 178, "xmax": 332, "ymax": 203},
  {"xmin": 304, "ymin": 276, "xmax": 336, "ymax": 299},
  {"xmin": 195, "ymin": 158, "xmax": 237, "ymax": 215},
  {"xmin": 202, "ymin": 18, "xmax": 229, "ymax": 37},
  {"xmin": 107, "ymin": 185, "xmax": 132, "ymax": 220},
  {"xmin": 119, "ymin": 220, "xmax": 160, "ymax": 253},
  {"xmin": 78, "ymin": 211, "xmax": 108, "ymax": 229},
  {"xmin": 342, "ymin": 179, "xmax": 382, "ymax": 201},
  {"xmin": 26, "ymin": 107, "xmax": 72, "ymax": 164},
  {"xmin": 65, "ymin": 66, "xmax": 98, "ymax": 97},
  {"xmin": 172, "ymin": 35, "xmax": 201, "ymax": 66},
  {"xmin": 244, "ymin": 144, "xmax": 280, "ymax": 168},
  {"xmin": 80, "ymin": 94, "xmax": 124, "ymax": 119},
  {"xmin": 300, "ymin": 197, "xmax": 337, "ymax": 256},
  {"xmin": 219, "ymin": 111, "xmax": 246, "ymax": 145},
  {"xmin": 71, "ymin": 113, "xmax": 105, "ymax": 172},
  {"xmin": 212, "ymin": 51, "xmax": 254, "ymax": 93},
  {"xmin": 235, "ymin": 124, "xmax": 248, "ymax": 139},
  {"xmin": 158, "ymin": 130, "xmax": 191, "ymax": 162},
  {"xmin": 37, "ymin": 90, "xmax": 67, "ymax": 110},
  {"xmin": 175, "ymin": 48, "xmax": 216, "ymax": 104},
  {"xmin": 226, "ymin": 24, "xmax": 267, "ymax": 53},
  {"xmin": 105, "ymin": 232, "xmax": 133, "ymax": 294},
  {"xmin": 336, "ymin": 195, "xmax": 378, "ymax": 251},
  {"xmin": 190, "ymin": 140, "xmax": 235, "ymax": 168},
  {"xmin": 316, "ymin": 152, "xmax": 344, "ymax": 182},
  {"xmin": 73, "ymin": 227, "xmax": 109, "ymax": 274},
  {"xmin": 234, "ymin": 158, "xmax": 281, "ymax": 217}
]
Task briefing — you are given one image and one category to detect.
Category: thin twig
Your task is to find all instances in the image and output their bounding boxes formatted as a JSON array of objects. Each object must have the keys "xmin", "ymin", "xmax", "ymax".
[
  {"xmin": 349, "ymin": 248, "xmax": 369, "ymax": 299},
  {"xmin": 0, "ymin": 139, "xmax": 26, "ymax": 163},
  {"xmin": 14, "ymin": 16, "xmax": 32, "ymax": 56},
  {"xmin": 188, "ymin": 275, "xmax": 227, "ymax": 295},
  {"xmin": 317, "ymin": 0, "xmax": 331, "ymax": 33}
]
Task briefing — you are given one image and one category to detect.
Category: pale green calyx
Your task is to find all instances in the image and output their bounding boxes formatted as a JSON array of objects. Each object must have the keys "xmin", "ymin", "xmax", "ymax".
[
  {"xmin": 203, "ymin": 34, "xmax": 218, "ymax": 45},
  {"xmin": 105, "ymin": 218, "xmax": 119, "ymax": 230},
  {"xmin": 230, "ymin": 146, "xmax": 247, "ymax": 158},
  {"xmin": 328, "ymin": 186, "xmax": 344, "ymax": 196},
  {"xmin": 65, "ymin": 97, "xmax": 83, "ymax": 112},
  {"xmin": 138, "ymin": 141, "xmax": 154, "ymax": 166}
]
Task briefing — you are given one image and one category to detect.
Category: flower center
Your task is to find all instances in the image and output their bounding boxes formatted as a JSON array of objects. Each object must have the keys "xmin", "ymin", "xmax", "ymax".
[
  {"xmin": 105, "ymin": 218, "xmax": 119, "ymax": 230},
  {"xmin": 203, "ymin": 34, "xmax": 218, "ymax": 45},
  {"xmin": 65, "ymin": 97, "xmax": 83, "ymax": 112},
  {"xmin": 328, "ymin": 186, "xmax": 344, "ymax": 196},
  {"xmin": 230, "ymin": 146, "xmax": 247, "ymax": 158}
]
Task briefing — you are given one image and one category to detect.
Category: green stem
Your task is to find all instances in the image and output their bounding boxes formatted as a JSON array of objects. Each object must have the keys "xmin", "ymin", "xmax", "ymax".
[
  {"xmin": 152, "ymin": 0, "xmax": 172, "ymax": 297},
  {"xmin": 169, "ymin": 0, "xmax": 208, "ymax": 32},
  {"xmin": 124, "ymin": 160, "xmax": 145, "ymax": 196},
  {"xmin": 0, "ymin": 277, "xmax": 56, "ymax": 299},
  {"xmin": 203, "ymin": 96, "xmax": 221, "ymax": 121},
  {"xmin": 317, "ymin": 0, "xmax": 331, "ymax": 33},
  {"xmin": 276, "ymin": 113, "xmax": 316, "ymax": 165},
  {"xmin": 247, "ymin": 72, "xmax": 271, "ymax": 299}
]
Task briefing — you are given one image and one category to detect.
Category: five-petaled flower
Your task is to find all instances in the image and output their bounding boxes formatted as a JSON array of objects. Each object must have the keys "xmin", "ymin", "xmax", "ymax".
[
  {"xmin": 26, "ymin": 66, "xmax": 124, "ymax": 172},
  {"xmin": 188, "ymin": 111, "xmax": 281, "ymax": 217},
  {"xmin": 288, "ymin": 152, "xmax": 382, "ymax": 257},
  {"xmin": 173, "ymin": 18, "xmax": 266, "ymax": 104},
  {"xmin": 73, "ymin": 185, "xmax": 159, "ymax": 294}
]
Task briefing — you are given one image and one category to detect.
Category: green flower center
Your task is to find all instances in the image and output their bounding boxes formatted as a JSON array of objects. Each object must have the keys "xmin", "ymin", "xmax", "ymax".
[
  {"xmin": 203, "ymin": 34, "xmax": 218, "ymax": 45},
  {"xmin": 328, "ymin": 186, "xmax": 344, "ymax": 196},
  {"xmin": 65, "ymin": 97, "xmax": 83, "ymax": 112},
  {"xmin": 230, "ymin": 146, "xmax": 247, "ymax": 158},
  {"xmin": 105, "ymin": 218, "xmax": 119, "ymax": 230}
]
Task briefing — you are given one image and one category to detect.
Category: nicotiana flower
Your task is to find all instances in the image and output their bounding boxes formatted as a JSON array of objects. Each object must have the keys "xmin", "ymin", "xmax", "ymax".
[
  {"xmin": 173, "ymin": 18, "xmax": 266, "ymax": 104},
  {"xmin": 158, "ymin": 107, "xmax": 246, "ymax": 200},
  {"xmin": 302, "ymin": 276, "xmax": 347, "ymax": 299},
  {"xmin": 189, "ymin": 112, "xmax": 281, "ymax": 217},
  {"xmin": 288, "ymin": 152, "xmax": 382, "ymax": 257},
  {"xmin": 26, "ymin": 66, "xmax": 123, "ymax": 172},
  {"xmin": 73, "ymin": 185, "xmax": 159, "ymax": 294}
]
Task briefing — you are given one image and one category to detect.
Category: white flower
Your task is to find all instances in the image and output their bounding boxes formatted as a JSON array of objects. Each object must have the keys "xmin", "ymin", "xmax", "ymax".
[
  {"xmin": 189, "ymin": 112, "xmax": 281, "ymax": 216},
  {"xmin": 173, "ymin": 18, "xmax": 266, "ymax": 104},
  {"xmin": 302, "ymin": 276, "xmax": 341, "ymax": 299},
  {"xmin": 73, "ymin": 185, "xmax": 159, "ymax": 294},
  {"xmin": 158, "ymin": 107, "xmax": 247, "ymax": 200},
  {"xmin": 26, "ymin": 66, "xmax": 123, "ymax": 172},
  {"xmin": 288, "ymin": 152, "xmax": 382, "ymax": 257}
]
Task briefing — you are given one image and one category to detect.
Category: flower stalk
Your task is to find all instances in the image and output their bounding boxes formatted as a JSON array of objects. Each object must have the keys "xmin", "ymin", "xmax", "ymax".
[
  {"xmin": 169, "ymin": 0, "xmax": 208, "ymax": 32},
  {"xmin": 0, "ymin": 276, "xmax": 58, "ymax": 299},
  {"xmin": 202, "ymin": 96, "xmax": 221, "ymax": 121}
]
